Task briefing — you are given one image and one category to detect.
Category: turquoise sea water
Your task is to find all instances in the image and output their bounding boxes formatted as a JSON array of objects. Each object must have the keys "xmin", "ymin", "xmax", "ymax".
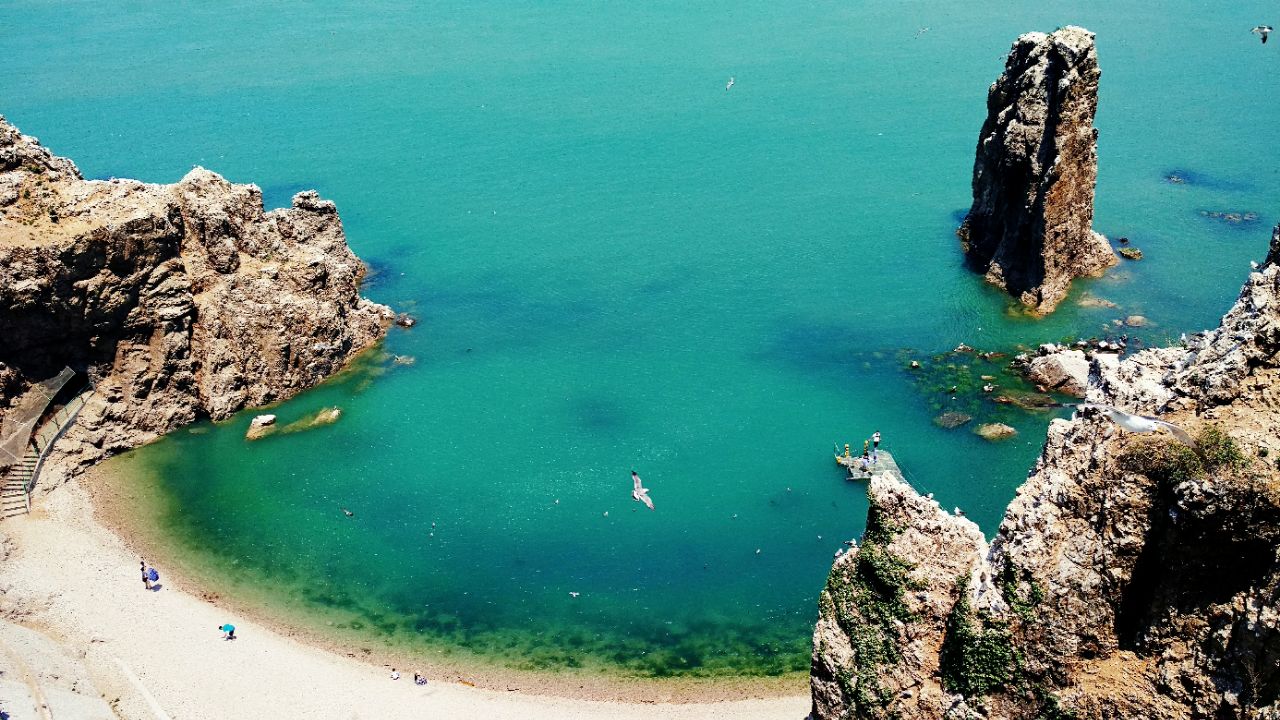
[{"xmin": 5, "ymin": 1, "xmax": 1278, "ymax": 679}]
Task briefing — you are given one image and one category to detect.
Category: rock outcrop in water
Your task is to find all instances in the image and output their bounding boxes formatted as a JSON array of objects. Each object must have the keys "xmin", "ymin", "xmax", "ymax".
[
  {"xmin": 0, "ymin": 115, "xmax": 391, "ymax": 479},
  {"xmin": 813, "ymin": 221, "xmax": 1280, "ymax": 719},
  {"xmin": 957, "ymin": 26, "xmax": 1117, "ymax": 314}
]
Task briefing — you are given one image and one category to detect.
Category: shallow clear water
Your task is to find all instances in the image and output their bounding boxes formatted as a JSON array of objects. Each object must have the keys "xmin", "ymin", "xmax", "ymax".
[{"xmin": 5, "ymin": 0, "xmax": 1277, "ymax": 678}]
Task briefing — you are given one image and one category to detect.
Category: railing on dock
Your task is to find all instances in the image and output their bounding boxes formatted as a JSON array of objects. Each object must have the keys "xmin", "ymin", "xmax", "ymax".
[{"xmin": 837, "ymin": 445, "xmax": 927, "ymax": 495}]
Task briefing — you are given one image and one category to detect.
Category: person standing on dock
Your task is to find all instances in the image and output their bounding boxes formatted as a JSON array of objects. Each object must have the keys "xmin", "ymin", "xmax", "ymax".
[
  {"xmin": 862, "ymin": 440, "xmax": 869, "ymax": 460},
  {"xmin": 872, "ymin": 431, "xmax": 881, "ymax": 463}
]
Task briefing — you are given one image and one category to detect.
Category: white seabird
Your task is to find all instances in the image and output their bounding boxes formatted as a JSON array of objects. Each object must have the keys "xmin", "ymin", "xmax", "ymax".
[
  {"xmin": 726, "ymin": 76, "xmax": 735, "ymax": 91},
  {"xmin": 631, "ymin": 471, "xmax": 655, "ymax": 510},
  {"xmin": 1069, "ymin": 403, "xmax": 1196, "ymax": 448},
  {"xmin": 1252, "ymin": 25, "xmax": 1272, "ymax": 44}
]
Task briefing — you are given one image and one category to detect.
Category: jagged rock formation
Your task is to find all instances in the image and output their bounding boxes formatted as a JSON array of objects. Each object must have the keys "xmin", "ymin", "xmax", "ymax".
[
  {"xmin": 0, "ymin": 115, "xmax": 392, "ymax": 478},
  {"xmin": 813, "ymin": 221, "xmax": 1280, "ymax": 719},
  {"xmin": 811, "ymin": 471, "xmax": 991, "ymax": 718},
  {"xmin": 1025, "ymin": 346, "xmax": 1090, "ymax": 397},
  {"xmin": 957, "ymin": 26, "xmax": 1117, "ymax": 314}
]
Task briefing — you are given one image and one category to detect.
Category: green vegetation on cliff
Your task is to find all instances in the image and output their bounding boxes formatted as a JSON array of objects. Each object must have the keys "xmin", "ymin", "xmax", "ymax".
[{"xmin": 821, "ymin": 500, "xmax": 918, "ymax": 718}]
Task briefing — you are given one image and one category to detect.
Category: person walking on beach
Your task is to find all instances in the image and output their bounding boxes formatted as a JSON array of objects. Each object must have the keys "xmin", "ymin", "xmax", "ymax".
[{"xmin": 141, "ymin": 560, "xmax": 150, "ymax": 590}]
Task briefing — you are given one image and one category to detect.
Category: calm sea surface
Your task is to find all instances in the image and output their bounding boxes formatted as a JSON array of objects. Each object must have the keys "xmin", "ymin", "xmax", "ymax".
[{"xmin": 4, "ymin": 0, "xmax": 1277, "ymax": 678}]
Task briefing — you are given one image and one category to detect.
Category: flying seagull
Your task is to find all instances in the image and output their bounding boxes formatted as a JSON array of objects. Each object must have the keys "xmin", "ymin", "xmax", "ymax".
[
  {"xmin": 1067, "ymin": 403, "xmax": 1196, "ymax": 448},
  {"xmin": 726, "ymin": 76, "xmax": 735, "ymax": 91},
  {"xmin": 1253, "ymin": 25, "xmax": 1272, "ymax": 44},
  {"xmin": 631, "ymin": 471, "xmax": 655, "ymax": 510}
]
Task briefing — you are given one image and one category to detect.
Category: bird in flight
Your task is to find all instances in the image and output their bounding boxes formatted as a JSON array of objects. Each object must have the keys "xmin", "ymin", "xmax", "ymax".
[
  {"xmin": 1253, "ymin": 25, "xmax": 1272, "ymax": 44},
  {"xmin": 726, "ymin": 76, "xmax": 735, "ymax": 91},
  {"xmin": 1067, "ymin": 403, "xmax": 1196, "ymax": 448},
  {"xmin": 631, "ymin": 471, "xmax": 655, "ymax": 510}
]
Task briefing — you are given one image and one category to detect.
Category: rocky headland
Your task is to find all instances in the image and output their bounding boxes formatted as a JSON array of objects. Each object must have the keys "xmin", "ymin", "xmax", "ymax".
[
  {"xmin": 0, "ymin": 115, "xmax": 392, "ymax": 484},
  {"xmin": 811, "ymin": 221, "xmax": 1280, "ymax": 719},
  {"xmin": 957, "ymin": 26, "xmax": 1117, "ymax": 314}
]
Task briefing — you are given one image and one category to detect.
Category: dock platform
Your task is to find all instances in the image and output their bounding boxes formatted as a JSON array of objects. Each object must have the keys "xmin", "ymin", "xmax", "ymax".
[{"xmin": 835, "ymin": 449, "xmax": 901, "ymax": 481}]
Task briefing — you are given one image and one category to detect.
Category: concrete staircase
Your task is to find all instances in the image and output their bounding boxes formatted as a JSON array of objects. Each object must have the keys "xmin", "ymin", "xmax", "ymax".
[
  {"xmin": 1, "ymin": 447, "xmax": 38, "ymax": 519},
  {"xmin": 2, "ymin": 389, "xmax": 92, "ymax": 520}
]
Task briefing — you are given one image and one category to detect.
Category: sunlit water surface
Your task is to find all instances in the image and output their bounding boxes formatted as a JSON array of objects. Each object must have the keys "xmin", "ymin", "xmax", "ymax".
[{"xmin": 5, "ymin": 0, "xmax": 1277, "ymax": 679}]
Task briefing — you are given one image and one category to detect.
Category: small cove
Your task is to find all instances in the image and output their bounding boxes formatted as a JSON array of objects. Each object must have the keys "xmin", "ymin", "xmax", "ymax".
[{"xmin": 9, "ymin": 0, "xmax": 1279, "ymax": 685}]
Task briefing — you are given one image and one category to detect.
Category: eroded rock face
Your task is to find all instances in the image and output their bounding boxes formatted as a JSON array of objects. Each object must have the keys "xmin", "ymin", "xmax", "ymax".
[
  {"xmin": 0, "ymin": 115, "xmax": 392, "ymax": 477},
  {"xmin": 813, "ymin": 222, "xmax": 1280, "ymax": 719},
  {"xmin": 811, "ymin": 473, "xmax": 990, "ymax": 720},
  {"xmin": 957, "ymin": 26, "xmax": 1117, "ymax": 314},
  {"xmin": 1025, "ymin": 348, "xmax": 1090, "ymax": 397}
]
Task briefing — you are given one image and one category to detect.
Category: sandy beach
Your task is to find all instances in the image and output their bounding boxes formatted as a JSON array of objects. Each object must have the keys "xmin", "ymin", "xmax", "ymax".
[{"xmin": 0, "ymin": 473, "xmax": 809, "ymax": 719}]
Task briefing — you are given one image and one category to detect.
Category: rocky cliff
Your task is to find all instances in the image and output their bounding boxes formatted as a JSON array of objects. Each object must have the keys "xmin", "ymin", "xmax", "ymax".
[
  {"xmin": 813, "ymin": 222, "xmax": 1280, "ymax": 719},
  {"xmin": 0, "ymin": 115, "xmax": 392, "ymax": 478},
  {"xmin": 957, "ymin": 26, "xmax": 1117, "ymax": 314}
]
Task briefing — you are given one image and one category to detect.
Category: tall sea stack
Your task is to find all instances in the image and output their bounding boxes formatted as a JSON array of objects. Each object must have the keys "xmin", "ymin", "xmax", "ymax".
[{"xmin": 957, "ymin": 26, "xmax": 1116, "ymax": 314}]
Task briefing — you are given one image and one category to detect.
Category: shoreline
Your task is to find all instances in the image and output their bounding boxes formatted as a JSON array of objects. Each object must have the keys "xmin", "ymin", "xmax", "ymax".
[
  {"xmin": 0, "ymin": 455, "xmax": 809, "ymax": 718},
  {"xmin": 89, "ymin": 455, "xmax": 809, "ymax": 702}
]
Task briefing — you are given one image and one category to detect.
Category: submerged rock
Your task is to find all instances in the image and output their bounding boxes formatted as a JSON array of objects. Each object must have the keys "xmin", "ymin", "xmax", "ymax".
[
  {"xmin": 1076, "ymin": 293, "xmax": 1118, "ymax": 309},
  {"xmin": 1118, "ymin": 246, "xmax": 1144, "ymax": 260},
  {"xmin": 246, "ymin": 414, "xmax": 278, "ymax": 441},
  {"xmin": 974, "ymin": 422, "xmax": 1017, "ymax": 441},
  {"xmin": 279, "ymin": 406, "xmax": 343, "ymax": 434},
  {"xmin": 992, "ymin": 390, "xmax": 1058, "ymax": 410},
  {"xmin": 933, "ymin": 411, "xmax": 973, "ymax": 429},
  {"xmin": 1200, "ymin": 209, "xmax": 1260, "ymax": 225},
  {"xmin": 956, "ymin": 26, "xmax": 1117, "ymax": 313}
]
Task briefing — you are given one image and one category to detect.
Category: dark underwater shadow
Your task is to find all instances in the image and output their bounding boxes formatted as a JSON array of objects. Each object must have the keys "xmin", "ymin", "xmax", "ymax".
[
  {"xmin": 568, "ymin": 396, "xmax": 631, "ymax": 435},
  {"xmin": 1161, "ymin": 168, "xmax": 1254, "ymax": 193}
]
